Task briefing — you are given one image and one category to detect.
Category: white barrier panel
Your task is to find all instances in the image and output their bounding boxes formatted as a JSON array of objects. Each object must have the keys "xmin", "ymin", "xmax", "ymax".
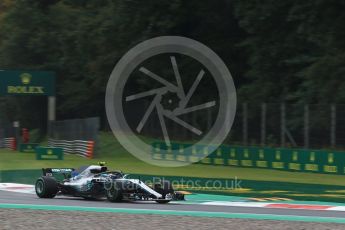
[
  {"xmin": 48, "ymin": 139, "xmax": 94, "ymax": 158},
  {"xmin": 0, "ymin": 137, "xmax": 16, "ymax": 150}
]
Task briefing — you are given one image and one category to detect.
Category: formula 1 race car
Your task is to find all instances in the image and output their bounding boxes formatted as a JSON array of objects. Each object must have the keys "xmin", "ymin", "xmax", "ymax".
[{"xmin": 35, "ymin": 164, "xmax": 186, "ymax": 203}]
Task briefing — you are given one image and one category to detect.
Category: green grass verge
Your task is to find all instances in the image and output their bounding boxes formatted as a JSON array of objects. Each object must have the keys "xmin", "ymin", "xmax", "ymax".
[
  {"xmin": 1, "ymin": 132, "xmax": 345, "ymax": 202},
  {"xmin": 2, "ymin": 148, "xmax": 345, "ymax": 186}
]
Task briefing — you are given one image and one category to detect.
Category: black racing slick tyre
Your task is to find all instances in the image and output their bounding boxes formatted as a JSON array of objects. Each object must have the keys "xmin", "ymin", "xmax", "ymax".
[
  {"xmin": 154, "ymin": 181, "xmax": 174, "ymax": 204},
  {"xmin": 35, "ymin": 176, "xmax": 58, "ymax": 198},
  {"xmin": 106, "ymin": 181, "xmax": 123, "ymax": 202}
]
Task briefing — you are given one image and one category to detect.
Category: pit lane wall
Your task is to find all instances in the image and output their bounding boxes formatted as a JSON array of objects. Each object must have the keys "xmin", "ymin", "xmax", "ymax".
[{"xmin": 151, "ymin": 143, "xmax": 345, "ymax": 175}]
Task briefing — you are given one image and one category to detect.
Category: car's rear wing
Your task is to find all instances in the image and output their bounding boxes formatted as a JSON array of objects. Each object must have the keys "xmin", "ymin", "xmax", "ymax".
[{"xmin": 42, "ymin": 168, "xmax": 75, "ymax": 178}]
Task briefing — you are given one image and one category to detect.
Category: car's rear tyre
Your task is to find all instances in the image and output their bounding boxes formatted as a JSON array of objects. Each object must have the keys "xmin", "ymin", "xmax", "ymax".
[
  {"xmin": 154, "ymin": 181, "xmax": 174, "ymax": 204},
  {"xmin": 106, "ymin": 181, "xmax": 123, "ymax": 202},
  {"xmin": 35, "ymin": 176, "xmax": 58, "ymax": 198}
]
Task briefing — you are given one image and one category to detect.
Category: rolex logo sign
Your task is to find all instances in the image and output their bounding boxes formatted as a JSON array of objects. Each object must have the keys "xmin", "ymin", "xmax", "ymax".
[
  {"xmin": 20, "ymin": 73, "xmax": 32, "ymax": 85},
  {"xmin": 0, "ymin": 70, "xmax": 54, "ymax": 96},
  {"xmin": 6, "ymin": 73, "xmax": 45, "ymax": 94}
]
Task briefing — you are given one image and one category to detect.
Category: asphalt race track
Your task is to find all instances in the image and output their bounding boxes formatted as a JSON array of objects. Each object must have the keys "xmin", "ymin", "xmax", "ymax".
[{"xmin": 1, "ymin": 190, "xmax": 345, "ymax": 220}]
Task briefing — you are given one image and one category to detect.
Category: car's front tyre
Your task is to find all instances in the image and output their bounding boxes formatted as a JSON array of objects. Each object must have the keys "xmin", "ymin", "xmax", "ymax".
[{"xmin": 154, "ymin": 181, "xmax": 174, "ymax": 204}]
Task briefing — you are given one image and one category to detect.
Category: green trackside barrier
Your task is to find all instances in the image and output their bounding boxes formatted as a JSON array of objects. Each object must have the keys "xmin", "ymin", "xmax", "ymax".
[
  {"xmin": 35, "ymin": 147, "xmax": 63, "ymax": 160},
  {"xmin": 152, "ymin": 142, "xmax": 216, "ymax": 164},
  {"xmin": 151, "ymin": 142, "xmax": 345, "ymax": 175},
  {"xmin": 0, "ymin": 169, "xmax": 42, "ymax": 184},
  {"xmin": 19, "ymin": 143, "xmax": 39, "ymax": 153}
]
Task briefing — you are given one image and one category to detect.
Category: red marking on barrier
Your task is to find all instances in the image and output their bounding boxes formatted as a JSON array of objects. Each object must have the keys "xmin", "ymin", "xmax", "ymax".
[
  {"xmin": 86, "ymin": 141, "xmax": 95, "ymax": 159},
  {"xmin": 22, "ymin": 128, "xmax": 29, "ymax": 143},
  {"xmin": 12, "ymin": 138, "xmax": 16, "ymax": 150},
  {"xmin": 5, "ymin": 186, "xmax": 32, "ymax": 190},
  {"xmin": 265, "ymin": 203, "xmax": 332, "ymax": 210}
]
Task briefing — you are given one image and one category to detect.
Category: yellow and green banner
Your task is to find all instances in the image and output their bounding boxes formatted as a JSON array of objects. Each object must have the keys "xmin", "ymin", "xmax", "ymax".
[
  {"xmin": 151, "ymin": 143, "xmax": 345, "ymax": 175},
  {"xmin": 36, "ymin": 147, "xmax": 63, "ymax": 160},
  {"xmin": 19, "ymin": 143, "xmax": 39, "ymax": 153}
]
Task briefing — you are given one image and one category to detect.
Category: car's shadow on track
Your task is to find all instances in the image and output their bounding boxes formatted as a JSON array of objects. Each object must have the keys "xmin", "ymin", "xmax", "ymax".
[{"xmin": 51, "ymin": 196, "xmax": 183, "ymax": 205}]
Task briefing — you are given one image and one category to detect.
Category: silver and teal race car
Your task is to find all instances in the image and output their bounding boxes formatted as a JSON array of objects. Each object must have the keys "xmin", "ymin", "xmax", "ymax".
[{"xmin": 35, "ymin": 163, "xmax": 185, "ymax": 203}]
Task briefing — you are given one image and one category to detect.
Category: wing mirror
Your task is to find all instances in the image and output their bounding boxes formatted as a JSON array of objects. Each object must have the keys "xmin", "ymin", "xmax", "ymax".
[{"xmin": 123, "ymin": 174, "xmax": 129, "ymax": 179}]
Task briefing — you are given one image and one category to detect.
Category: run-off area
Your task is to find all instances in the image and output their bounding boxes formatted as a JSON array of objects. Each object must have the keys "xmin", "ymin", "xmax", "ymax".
[{"xmin": 1, "ymin": 209, "xmax": 345, "ymax": 230}]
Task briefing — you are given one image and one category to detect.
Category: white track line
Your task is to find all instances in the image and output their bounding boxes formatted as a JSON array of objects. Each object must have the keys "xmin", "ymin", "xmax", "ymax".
[{"xmin": 0, "ymin": 183, "xmax": 35, "ymax": 194}]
